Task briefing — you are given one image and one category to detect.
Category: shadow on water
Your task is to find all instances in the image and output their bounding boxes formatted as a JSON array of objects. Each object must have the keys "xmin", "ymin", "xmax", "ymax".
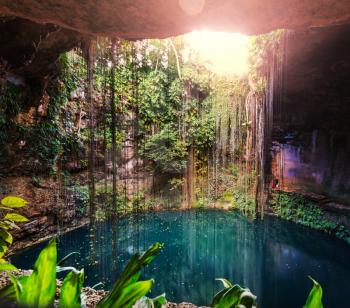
[{"xmin": 10, "ymin": 209, "xmax": 350, "ymax": 307}]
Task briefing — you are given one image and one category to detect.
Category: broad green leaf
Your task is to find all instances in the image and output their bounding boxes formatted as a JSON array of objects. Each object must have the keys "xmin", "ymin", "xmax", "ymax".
[
  {"xmin": 212, "ymin": 278, "xmax": 257, "ymax": 308},
  {"xmin": 216, "ymin": 285, "xmax": 243, "ymax": 308},
  {"xmin": 212, "ymin": 288, "xmax": 230, "ymax": 307},
  {"xmin": 108, "ymin": 279, "xmax": 154, "ymax": 308},
  {"xmin": 1, "ymin": 197, "xmax": 27, "ymax": 208},
  {"xmin": 59, "ymin": 269, "xmax": 84, "ymax": 308},
  {"xmin": 0, "ymin": 229, "xmax": 13, "ymax": 245},
  {"xmin": 97, "ymin": 243, "xmax": 163, "ymax": 308},
  {"xmin": 303, "ymin": 276, "xmax": 323, "ymax": 308},
  {"xmin": 139, "ymin": 243, "xmax": 163, "ymax": 266},
  {"xmin": 216, "ymin": 278, "xmax": 233, "ymax": 289},
  {"xmin": 4, "ymin": 213, "xmax": 28, "ymax": 223},
  {"xmin": 18, "ymin": 238, "xmax": 57, "ymax": 307},
  {"xmin": 0, "ymin": 262, "xmax": 17, "ymax": 272}
]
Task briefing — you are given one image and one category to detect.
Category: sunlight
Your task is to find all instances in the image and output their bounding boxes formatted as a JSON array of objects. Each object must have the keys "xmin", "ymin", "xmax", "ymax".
[{"xmin": 184, "ymin": 30, "xmax": 250, "ymax": 76}]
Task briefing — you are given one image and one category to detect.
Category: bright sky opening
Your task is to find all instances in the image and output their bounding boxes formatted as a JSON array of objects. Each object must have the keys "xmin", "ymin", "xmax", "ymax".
[{"xmin": 184, "ymin": 30, "xmax": 250, "ymax": 76}]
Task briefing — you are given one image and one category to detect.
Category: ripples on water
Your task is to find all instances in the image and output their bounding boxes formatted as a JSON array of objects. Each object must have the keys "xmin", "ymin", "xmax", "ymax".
[{"xmin": 11, "ymin": 210, "xmax": 350, "ymax": 307}]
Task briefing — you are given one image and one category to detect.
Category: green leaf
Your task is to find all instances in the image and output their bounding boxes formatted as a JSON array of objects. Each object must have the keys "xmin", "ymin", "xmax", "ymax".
[
  {"xmin": 59, "ymin": 269, "xmax": 84, "ymax": 308},
  {"xmin": 0, "ymin": 262, "xmax": 17, "ymax": 272},
  {"xmin": 4, "ymin": 213, "xmax": 28, "ymax": 223},
  {"xmin": 212, "ymin": 282, "xmax": 257, "ymax": 308},
  {"xmin": 18, "ymin": 238, "xmax": 57, "ymax": 307},
  {"xmin": 216, "ymin": 285, "xmax": 243, "ymax": 308},
  {"xmin": 1, "ymin": 197, "xmax": 27, "ymax": 208},
  {"xmin": 139, "ymin": 243, "xmax": 163, "ymax": 266},
  {"xmin": 216, "ymin": 278, "xmax": 233, "ymax": 289},
  {"xmin": 303, "ymin": 276, "xmax": 323, "ymax": 308},
  {"xmin": 97, "ymin": 243, "xmax": 163, "ymax": 308},
  {"xmin": 108, "ymin": 280, "xmax": 154, "ymax": 308},
  {"xmin": 0, "ymin": 229, "xmax": 13, "ymax": 245},
  {"xmin": 212, "ymin": 288, "xmax": 230, "ymax": 307}
]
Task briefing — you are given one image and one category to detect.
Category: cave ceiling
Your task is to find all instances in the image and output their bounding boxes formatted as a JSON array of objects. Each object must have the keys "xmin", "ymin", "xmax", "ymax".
[
  {"xmin": 1, "ymin": 0, "xmax": 350, "ymax": 83},
  {"xmin": 1, "ymin": 0, "xmax": 350, "ymax": 38}
]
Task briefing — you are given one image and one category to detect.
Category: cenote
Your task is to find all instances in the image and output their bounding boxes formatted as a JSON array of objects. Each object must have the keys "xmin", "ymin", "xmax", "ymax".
[{"xmin": 11, "ymin": 210, "xmax": 350, "ymax": 308}]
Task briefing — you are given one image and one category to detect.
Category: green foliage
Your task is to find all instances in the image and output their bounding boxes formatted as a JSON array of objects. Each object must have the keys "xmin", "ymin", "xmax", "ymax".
[
  {"xmin": 71, "ymin": 185, "xmax": 89, "ymax": 215},
  {"xmin": 139, "ymin": 71, "xmax": 178, "ymax": 126},
  {"xmin": 185, "ymin": 100, "xmax": 215, "ymax": 149},
  {"xmin": 0, "ymin": 83, "xmax": 25, "ymax": 156},
  {"xmin": 303, "ymin": 276, "xmax": 323, "ymax": 308},
  {"xmin": 229, "ymin": 166, "xmax": 238, "ymax": 178},
  {"xmin": 271, "ymin": 192, "xmax": 350, "ymax": 243},
  {"xmin": 59, "ymin": 270, "xmax": 84, "ymax": 308},
  {"xmin": 212, "ymin": 278, "xmax": 257, "ymax": 308},
  {"xmin": 143, "ymin": 126, "xmax": 187, "ymax": 174},
  {"xmin": 0, "ymin": 82, "xmax": 22, "ymax": 123},
  {"xmin": 0, "ymin": 240, "xmax": 164, "ymax": 308},
  {"xmin": 249, "ymin": 30, "xmax": 285, "ymax": 71},
  {"xmin": 0, "ymin": 196, "xmax": 28, "ymax": 267}
]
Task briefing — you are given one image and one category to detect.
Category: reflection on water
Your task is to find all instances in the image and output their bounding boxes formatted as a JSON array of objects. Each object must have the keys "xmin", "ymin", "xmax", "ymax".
[{"xmin": 11, "ymin": 210, "xmax": 350, "ymax": 307}]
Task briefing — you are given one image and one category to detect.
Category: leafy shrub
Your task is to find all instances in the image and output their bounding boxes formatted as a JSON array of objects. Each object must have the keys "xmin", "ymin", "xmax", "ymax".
[
  {"xmin": 271, "ymin": 192, "xmax": 350, "ymax": 243},
  {"xmin": 71, "ymin": 186, "xmax": 89, "ymax": 215},
  {"xmin": 143, "ymin": 126, "xmax": 187, "ymax": 175},
  {"xmin": 0, "ymin": 196, "xmax": 28, "ymax": 270}
]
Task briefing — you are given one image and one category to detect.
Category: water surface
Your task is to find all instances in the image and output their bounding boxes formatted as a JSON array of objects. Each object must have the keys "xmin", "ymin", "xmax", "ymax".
[{"xmin": 11, "ymin": 210, "xmax": 350, "ymax": 307}]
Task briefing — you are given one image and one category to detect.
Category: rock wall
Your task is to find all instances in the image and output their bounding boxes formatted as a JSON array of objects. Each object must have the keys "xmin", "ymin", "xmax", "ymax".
[
  {"xmin": 0, "ymin": 176, "xmax": 88, "ymax": 249},
  {"xmin": 271, "ymin": 24, "xmax": 350, "ymax": 206}
]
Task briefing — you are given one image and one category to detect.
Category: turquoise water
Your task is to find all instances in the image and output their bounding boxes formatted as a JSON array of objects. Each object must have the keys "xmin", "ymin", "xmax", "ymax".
[{"xmin": 11, "ymin": 210, "xmax": 350, "ymax": 307}]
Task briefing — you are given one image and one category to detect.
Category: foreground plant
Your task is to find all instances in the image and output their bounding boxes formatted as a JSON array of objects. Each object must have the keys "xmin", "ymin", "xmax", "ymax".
[
  {"xmin": 211, "ymin": 278, "xmax": 257, "ymax": 308},
  {"xmin": 303, "ymin": 276, "xmax": 323, "ymax": 308},
  {"xmin": 0, "ymin": 239, "xmax": 165, "ymax": 308},
  {"xmin": 0, "ymin": 196, "xmax": 28, "ymax": 270},
  {"xmin": 212, "ymin": 276, "xmax": 323, "ymax": 308}
]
